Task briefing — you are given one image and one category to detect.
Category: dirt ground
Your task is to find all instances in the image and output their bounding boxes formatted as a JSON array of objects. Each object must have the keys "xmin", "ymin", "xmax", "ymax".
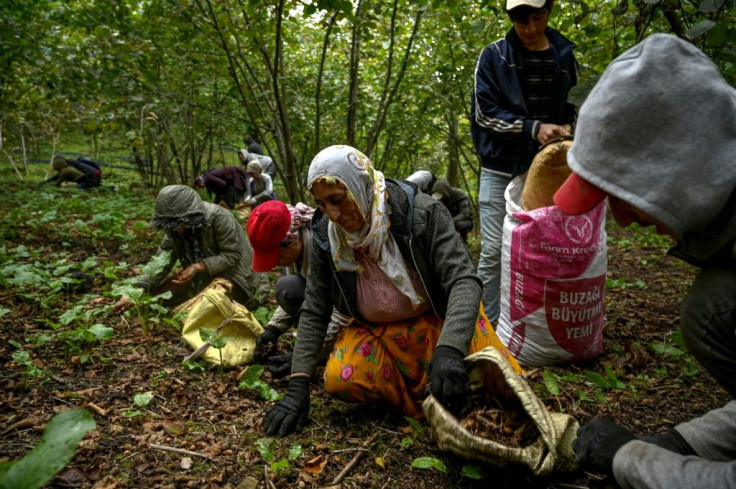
[{"xmin": 0, "ymin": 213, "xmax": 730, "ymax": 489}]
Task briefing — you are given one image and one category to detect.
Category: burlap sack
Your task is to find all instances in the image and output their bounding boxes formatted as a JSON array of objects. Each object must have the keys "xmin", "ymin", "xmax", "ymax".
[
  {"xmin": 521, "ymin": 137, "xmax": 574, "ymax": 211},
  {"xmin": 173, "ymin": 278, "xmax": 264, "ymax": 367},
  {"xmin": 422, "ymin": 347, "xmax": 579, "ymax": 476}
]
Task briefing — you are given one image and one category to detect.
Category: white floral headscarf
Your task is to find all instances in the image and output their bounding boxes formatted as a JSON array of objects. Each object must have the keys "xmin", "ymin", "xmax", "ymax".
[{"xmin": 307, "ymin": 145, "xmax": 424, "ymax": 307}]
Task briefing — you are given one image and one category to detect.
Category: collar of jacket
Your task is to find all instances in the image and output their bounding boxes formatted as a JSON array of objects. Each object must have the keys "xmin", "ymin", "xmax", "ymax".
[{"xmin": 505, "ymin": 26, "xmax": 576, "ymax": 64}]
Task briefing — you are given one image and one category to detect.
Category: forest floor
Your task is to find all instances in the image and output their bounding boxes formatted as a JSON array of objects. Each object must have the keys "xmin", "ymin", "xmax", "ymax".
[{"xmin": 0, "ymin": 182, "xmax": 730, "ymax": 489}]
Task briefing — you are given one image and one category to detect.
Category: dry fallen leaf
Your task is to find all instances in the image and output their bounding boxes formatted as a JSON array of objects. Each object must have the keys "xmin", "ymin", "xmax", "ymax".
[{"xmin": 303, "ymin": 454, "xmax": 328, "ymax": 475}]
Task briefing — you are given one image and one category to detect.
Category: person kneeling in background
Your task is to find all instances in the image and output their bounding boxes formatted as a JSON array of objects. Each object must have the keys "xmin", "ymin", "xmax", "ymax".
[
  {"xmin": 45, "ymin": 155, "xmax": 102, "ymax": 189},
  {"xmin": 244, "ymin": 161, "xmax": 275, "ymax": 207},
  {"xmin": 114, "ymin": 185, "xmax": 269, "ymax": 313},
  {"xmin": 247, "ymin": 200, "xmax": 350, "ymax": 377},
  {"xmin": 431, "ymin": 178, "xmax": 475, "ymax": 243}
]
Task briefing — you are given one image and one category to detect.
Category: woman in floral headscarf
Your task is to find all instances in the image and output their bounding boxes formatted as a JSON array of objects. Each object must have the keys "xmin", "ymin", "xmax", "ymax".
[{"xmin": 263, "ymin": 145, "xmax": 499, "ymax": 437}]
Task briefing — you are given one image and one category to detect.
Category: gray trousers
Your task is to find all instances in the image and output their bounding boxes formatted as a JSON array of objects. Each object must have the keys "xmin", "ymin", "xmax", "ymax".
[{"xmin": 680, "ymin": 266, "xmax": 736, "ymax": 399}]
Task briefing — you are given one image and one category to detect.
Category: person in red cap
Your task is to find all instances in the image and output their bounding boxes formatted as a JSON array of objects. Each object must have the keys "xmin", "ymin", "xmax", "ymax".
[
  {"xmin": 471, "ymin": 0, "xmax": 578, "ymax": 327},
  {"xmin": 247, "ymin": 200, "xmax": 351, "ymax": 376},
  {"xmin": 553, "ymin": 34, "xmax": 736, "ymax": 489}
]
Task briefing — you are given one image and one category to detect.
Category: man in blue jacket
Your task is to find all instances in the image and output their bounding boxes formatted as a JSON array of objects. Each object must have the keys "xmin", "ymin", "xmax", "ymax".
[
  {"xmin": 554, "ymin": 34, "xmax": 735, "ymax": 489},
  {"xmin": 471, "ymin": 0, "xmax": 577, "ymax": 324}
]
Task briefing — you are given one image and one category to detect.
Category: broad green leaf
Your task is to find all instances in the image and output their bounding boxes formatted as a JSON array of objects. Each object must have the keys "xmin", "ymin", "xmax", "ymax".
[
  {"xmin": 403, "ymin": 416, "xmax": 425, "ymax": 435},
  {"xmin": 87, "ymin": 324, "xmax": 114, "ymax": 340},
  {"xmin": 0, "ymin": 308, "xmax": 11, "ymax": 317},
  {"xmin": 0, "ymin": 409, "xmax": 95, "ymax": 489},
  {"xmin": 133, "ymin": 392, "xmax": 153, "ymax": 407},
  {"xmin": 688, "ymin": 20, "xmax": 716, "ymax": 39},
  {"xmin": 584, "ymin": 370, "xmax": 611, "ymax": 389},
  {"xmin": 411, "ymin": 457, "xmax": 446, "ymax": 472},
  {"xmin": 287, "ymin": 445, "xmax": 303, "ymax": 461},
  {"xmin": 461, "ymin": 464, "xmax": 485, "ymax": 479},
  {"xmin": 270, "ymin": 459, "xmax": 289, "ymax": 471},
  {"xmin": 255, "ymin": 438, "xmax": 276, "ymax": 463},
  {"xmin": 542, "ymin": 369, "xmax": 560, "ymax": 395}
]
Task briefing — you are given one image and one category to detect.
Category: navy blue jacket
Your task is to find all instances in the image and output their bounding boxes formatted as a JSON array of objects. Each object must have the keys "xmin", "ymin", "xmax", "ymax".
[{"xmin": 471, "ymin": 27, "xmax": 577, "ymax": 177}]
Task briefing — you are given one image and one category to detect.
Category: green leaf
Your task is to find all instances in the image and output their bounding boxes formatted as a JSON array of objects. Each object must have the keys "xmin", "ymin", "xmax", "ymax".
[
  {"xmin": 460, "ymin": 464, "xmax": 485, "ymax": 479},
  {"xmin": 403, "ymin": 416, "xmax": 425, "ymax": 435},
  {"xmin": 133, "ymin": 392, "xmax": 153, "ymax": 407},
  {"xmin": 399, "ymin": 437, "xmax": 414, "ymax": 450},
  {"xmin": 411, "ymin": 456, "xmax": 446, "ymax": 472},
  {"xmin": 255, "ymin": 438, "xmax": 276, "ymax": 463},
  {"xmin": 584, "ymin": 370, "xmax": 611, "ymax": 389},
  {"xmin": 0, "ymin": 409, "xmax": 95, "ymax": 489},
  {"xmin": 12, "ymin": 351, "xmax": 32, "ymax": 365},
  {"xmin": 542, "ymin": 368, "xmax": 560, "ymax": 395},
  {"xmin": 688, "ymin": 20, "xmax": 716, "ymax": 39},
  {"xmin": 0, "ymin": 307, "xmax": 10, "ymax": 317},
  {"xmin": 287, "ymin": 444, "xmax": 303, "ymax": 461},
  {"xmin": 87, "ymin": 324, "xmax": 114, "ymax": 340},
  {"xmin": 270, "ymin": 459, "xmax": 289, "ymax": 472}
]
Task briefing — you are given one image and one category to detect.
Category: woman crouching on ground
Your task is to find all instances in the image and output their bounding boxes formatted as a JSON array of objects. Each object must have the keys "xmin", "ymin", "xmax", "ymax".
[{"xmin": 263, "ymin": 145, "xmax": 496, "ymax": 437}]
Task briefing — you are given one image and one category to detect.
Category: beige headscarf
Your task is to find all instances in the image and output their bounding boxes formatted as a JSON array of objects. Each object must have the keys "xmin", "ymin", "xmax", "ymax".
[{"xmin": 307, "ymin": 145, "xmax": 424, "ymax": 307}]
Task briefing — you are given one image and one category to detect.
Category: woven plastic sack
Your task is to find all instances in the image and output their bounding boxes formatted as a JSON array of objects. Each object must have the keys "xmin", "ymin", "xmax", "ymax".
[
  {"xmin": 497, "ymin": 175, "xmax": 607, "ymax": 366},
  {"xmin": 422, "ymin": 347, "xmax": 579, "ymax": 476},
  {"xmin": 173, "ymin": 278, "xmax": 264, "ymax": 367}
]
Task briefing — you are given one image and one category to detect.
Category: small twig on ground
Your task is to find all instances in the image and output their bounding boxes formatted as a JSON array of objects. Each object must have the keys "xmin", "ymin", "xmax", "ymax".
[
  {"xmin": 149, "ymin": 443, "xmax": 214, "ymax": 460},
  {"xmin": 119, "ymin": 451, "xmax": 140, "ymax": 463},
  {"xmin": 264, "ymin": 465, "xmax": 277, "ymax": 489},
  {"xmin": 331, "ymin": 432, "xmax": 379, "ymax": 485},
  {"xmin": 0, "ymin": 418, "xmax": 39, "ymax": 437},
  {"xmin": 52, "ymin": 396, "xmax": 74, "ymax": 406},
  {"xmin": 87, "ymin": 402, "xmax": 108, "ymax": 416}
]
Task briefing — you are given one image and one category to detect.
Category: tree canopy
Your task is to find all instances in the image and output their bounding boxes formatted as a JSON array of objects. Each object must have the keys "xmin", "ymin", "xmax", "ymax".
[{"xmin": 2, "ymin": 0, "xmax": 734, "ymax": 200}]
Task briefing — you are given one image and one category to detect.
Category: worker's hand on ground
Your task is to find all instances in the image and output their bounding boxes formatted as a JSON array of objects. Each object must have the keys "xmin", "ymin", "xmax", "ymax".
[
  {"xmin": 428, "ymin": 345, "xmax": 470, "ymax": 414},
  {"xmin": 173, "ymin": 262, "xmax": 204, "ymax": 284},
  {"xmin": 263, "ymin": 376, "xmax": 310, "ymax": 437},
  {"xmin": 114, "ymin": 295, "xmax": 133, "ymax": 314},
  {"xmin": 254, "ymin": 326, "xmax": 281, "ymax": 360},
  {"xmin": 573, "ymin": 418, "xmax": 638, "ymax": 473},
  {"xmin": 536, "ymin": 123, "xmax": 571, "ymax": 145},
  {"xmin": 266, "ymin": 352, "xmax": 293, "ymax": 379},
  {"xmin": 244, "ymin": 197, "xmax": 256, "ymax": 206}
]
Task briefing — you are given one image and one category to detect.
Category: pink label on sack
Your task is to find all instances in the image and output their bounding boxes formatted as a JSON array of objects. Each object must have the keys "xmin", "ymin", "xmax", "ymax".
[
  {"xmin": 508, "ymin": 203, "xmax": 605, "ymax": 323},
  {"xmin": 544, "ymin": 276, "xmax": 606, "ymax": 356}
]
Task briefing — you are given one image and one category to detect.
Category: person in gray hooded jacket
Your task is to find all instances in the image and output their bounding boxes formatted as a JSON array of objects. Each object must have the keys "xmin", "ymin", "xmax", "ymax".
[
  {"xmin": 552, "ymin": 34, "xmax": 736, "ymax": 489},
  {"xmin": 114, "ymin": 185, "xmax": 269, "ymax": 312}
]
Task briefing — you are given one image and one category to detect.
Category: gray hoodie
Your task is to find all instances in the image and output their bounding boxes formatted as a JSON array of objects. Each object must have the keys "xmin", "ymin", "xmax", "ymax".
[
  {"xmin": 567, "ymin": 34, "xmax": 736, "ymax": 489},
  {"xmin": 568, "ymin": 34, "xmax": 736, "ymax": 266},
  {"xmin": 141, "ymin": 185, "xmax": 269, "ymax": 307}
]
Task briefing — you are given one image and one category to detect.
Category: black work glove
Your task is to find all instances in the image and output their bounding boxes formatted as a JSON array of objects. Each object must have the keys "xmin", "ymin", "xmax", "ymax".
[
  {"xmin": 255, "ymin": 326, "xmax": 281, "ymax": 360},
  {"xmin": 266, "ymin": 352, "xmax": 293, "ymax": 379},
  {"xmin": 641, "ymin": 429, "xmax": 696, "ymax": 455},
  {"xmin": 263, "ymin": 376, "xmax": 310, "ymax": 437},
  {"xmin": 573, "ymin": 418, "xmax": 638, "ymax": 473},
  {"xmin": 428, "ymin": 345, "xmax": 470, "ymax": 414}
]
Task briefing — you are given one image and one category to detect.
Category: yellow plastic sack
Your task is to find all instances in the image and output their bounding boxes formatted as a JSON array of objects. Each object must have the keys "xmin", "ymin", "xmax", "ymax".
[
  {"xmin": 422, "ymin": 347, "xmax": 579, "ymax": 476},
  {"xmin": 173, "ymin": 278, "xmax": 264, "ymax": 367}
]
